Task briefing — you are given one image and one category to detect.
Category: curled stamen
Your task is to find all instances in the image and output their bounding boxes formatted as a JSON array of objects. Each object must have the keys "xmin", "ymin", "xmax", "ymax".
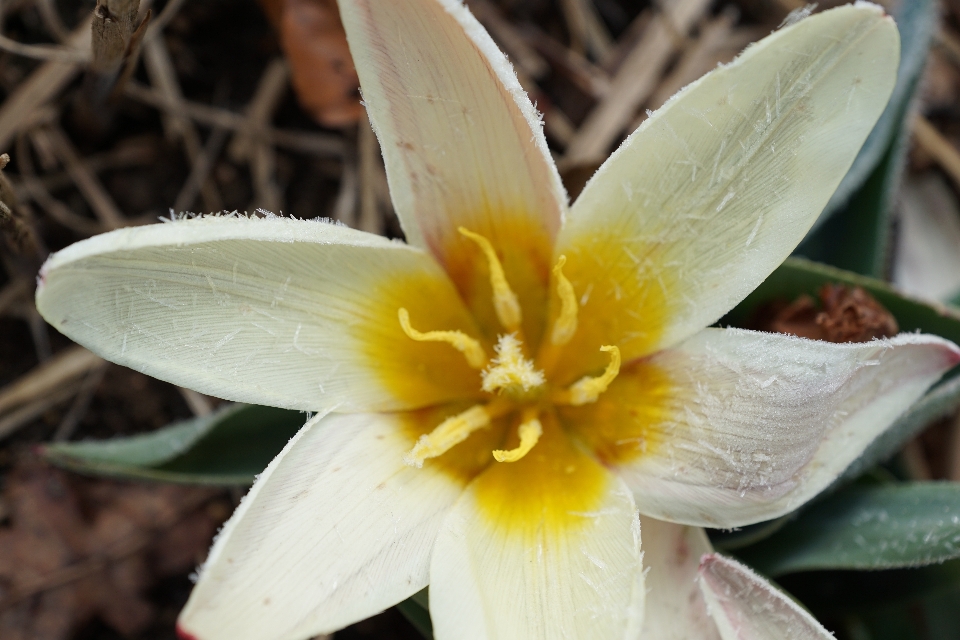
[
  {"xmin": 550, "ymin": 255, "xmax": 578, "ymax": 346},
  {"xmin": 398, "ymin": 308, "xmax": 487, "ymax": 369},
  {"xmin": 459, "ymin": 227, "xmax": 522, "ymax": 331},
  {"xmin": 403, "ymin": 405, "xmax": 492, "ymax": 468},
  {"xmin": 553, "ymin": 345, "xmax": 621, "ymax": 406},
  {"xmin": 493, "ymin": 412, "xmax": 542, "ymax": 463}
]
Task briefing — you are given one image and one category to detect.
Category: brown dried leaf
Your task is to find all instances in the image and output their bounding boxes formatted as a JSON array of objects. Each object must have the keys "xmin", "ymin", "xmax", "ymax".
[
  {"xmin": 754, "ymin": 284, "xmax": 899, "ymax": 343},
  {"xmin": 259, "ymin": 0, "xmax": 361, "ymax": 128},
  {"xmin": 0, "ymin": 459, "xmax": 227, "ymax": 640}
]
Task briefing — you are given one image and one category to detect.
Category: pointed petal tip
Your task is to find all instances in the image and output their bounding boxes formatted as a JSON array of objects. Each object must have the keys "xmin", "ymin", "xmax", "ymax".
[
  {"xmin": 175, "ymin": 623, "xmax": 199, "ymax": 640},
  {"xmin": 944, "ymin": 341, "xmax": 960, "ymax": 368},
  {"xmin": 698, "ymin": 552, "xmax": 720, "ymax": 574}
]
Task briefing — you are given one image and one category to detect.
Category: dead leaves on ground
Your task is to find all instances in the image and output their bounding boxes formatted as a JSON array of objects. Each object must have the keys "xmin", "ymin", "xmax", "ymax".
[
  {"xmin": 0, "ymin": 459, "xmax": 229, "ymax": 640},
  {"xmin": 753, "ymin": 284, "xmax": 900, "ymax": 343},
  {"xmin": 259, "ymin": 0, "xmax": 361, "ymax": 128}
]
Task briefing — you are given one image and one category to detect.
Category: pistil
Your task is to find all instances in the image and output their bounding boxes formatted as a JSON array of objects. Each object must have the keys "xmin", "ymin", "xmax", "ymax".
[{"xmin": 481, "ymin": 334, "xmax": 545, "ymax": 397}]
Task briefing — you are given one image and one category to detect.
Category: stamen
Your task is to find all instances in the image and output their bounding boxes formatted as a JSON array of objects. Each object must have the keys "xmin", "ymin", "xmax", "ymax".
[
  {"xmin": 459, "ymin": 227, "xmax": 522, "ymax": 331},
  {"xmin": 482, "ymin": 334, "xmax": 545, "ymax": 396},
  {"xmin": 493, "ymin": 412, "xmax": 542, "ymax": 463},
  {"xmin": 550, "ymin": 255, "xmax": 578, "ymax": 346},
  {"xmin": 403, "ymin": 405, "xmax": 491, "ymax": 468},
  {"xmin": 398, "ymin": 308, "xmax": 487, "ymax": 369},
  {"xmin": 553, "ymin": 345, "xmax": 621, "ymax": 406}
]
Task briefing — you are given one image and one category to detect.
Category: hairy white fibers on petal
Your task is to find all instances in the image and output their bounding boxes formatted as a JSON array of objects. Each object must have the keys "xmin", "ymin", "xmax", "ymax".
[
  {"xmin": 553, "ymin": 4, "xmax": 899, "ymax": 372},
  {"xmin": 699, "ymin": 553, "xmax": 834, "ymax": 640},
  {"xmin": 338, "ymin": 0, "xmax": 565, "ymax": 257},
  {"xmin": 429, "ymin": 423, "xmax": 645, "ymax": 640},
  {"xmin": 639, "ymin": 518, "xmax": 721, "ymax": 640},
  {"xmin": 37, "ymin": 216, "xmax": 482, "ymax": 412},
  {"xmin": 179, "ymin": 411, "xmax": 466, "ymax": 640},
  {"xmin": 615, "ymin": 328, "xmax": 960, "ymax": 527}
]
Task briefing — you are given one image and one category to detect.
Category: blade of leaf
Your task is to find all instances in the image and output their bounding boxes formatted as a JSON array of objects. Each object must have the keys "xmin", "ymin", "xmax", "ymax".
[
  {"xmin": 735, "ymin": 483, "xmax": 960, "ymax": 576},
  {"xmin": 798, "ymin": 133, "xmax": 905, "ymax": 276},
  {"xmin": 811, "ymin": 0, "xmax": 935, "ymax": 230},
  {"xmin": 42, "ymin": 404, "xmax": 306, "ymax": 485},
  {"xmin": 779, "ymin": 558, "xmax": 960, "ymax": 612}
]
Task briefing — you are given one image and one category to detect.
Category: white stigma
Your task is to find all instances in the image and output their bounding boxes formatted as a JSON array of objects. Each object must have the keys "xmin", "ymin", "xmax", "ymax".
[{"xmin": 481, "ymin": 334, "xmax": 545, "ymax": 396}]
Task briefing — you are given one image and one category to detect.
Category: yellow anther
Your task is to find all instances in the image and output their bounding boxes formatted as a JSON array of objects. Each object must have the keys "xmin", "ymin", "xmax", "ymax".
[
  {"xmin": 550, "ymin": 255, "xmax": 578, "ymax": 346},
  {"xmin": 459, "ymin": 227, "xmax": 522, "ymax": 331},
  {"xmin": 482, "ymin": 334, "xmax": 545, "ymax": 396},
  {"xmin": 493, "ymin": 413, "xmax": 542, "ymax": 463},
  {"xmin": 398, "ymin": 308, "xmax": 487, "ymax": 369},
  {"xmin": 553, "ymin": 345, "xmax": 621, "ymax": 406},
  {"xmin": 403, "ymin": 405, "xmax": 492, "ymax": 468}
]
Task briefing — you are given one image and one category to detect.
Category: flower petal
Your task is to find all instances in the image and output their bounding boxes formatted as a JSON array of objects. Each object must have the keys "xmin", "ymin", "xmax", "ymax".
[
  {"xmin": 177, "ymin": 410, "xmax": 470, "ymax": 640},
  {"xmin": 339, "ymin": 0, "xmax": 566, "ymax": 343},
  {"xmin": 36, "ymin": 216, "xmax": 483, "ymax": 412},
  {"xmin": 429, "ymin": 415, "xmax": 644, "ymax": 640},
  {"xmin": 640, "ymin": 517, "xmax": 721, "ymax": 640},
  {"xmin": 550, "ymin": 4, "xmax": 899, "ymax": 375},
  {"xmin": 698, "ymin": 553, "xmax": 833, "ymax": 640},
  {"xmin": 563, "ymin": 328, "xmax": 960, "ymax": 528}
]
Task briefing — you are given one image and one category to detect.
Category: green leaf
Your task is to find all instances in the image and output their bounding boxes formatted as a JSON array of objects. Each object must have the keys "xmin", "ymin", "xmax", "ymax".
[
  {"xmin": 42, "ymin": 404, "xmax": 306, "ymax": 485},
  {"xmin": 711, "ymin": 469, "xmax": 897, "ymax": 551},
  {"xmin": 780, "ymin": 558, "xmax": 960, "ymax": 613},
  {"xmin": 798, "ymin": 134, "xmax": 905, "ymax": 276},
  {"xmin": 798, "ymin": 0, "xmax": 935, "ymax": 276},
  {"xmin": 396, "ymin": 589, "xmax": 433, "ymax": 639},
  {"xmin": 735, "ymin": 483, "xmax": 960, "ymax": 576},
  {"xmin": 834, "ymin": 581, "xmax": 960, "ymax": 640},
  {"xmin": 811, "ymin": 0, "xmax": 935, "ymax": 230}
]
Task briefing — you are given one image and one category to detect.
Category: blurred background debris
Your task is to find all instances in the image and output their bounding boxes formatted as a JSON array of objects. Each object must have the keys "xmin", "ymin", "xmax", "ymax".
[{"xmin": 0, "ymin": 0, "xmax": 959, "ymax": 638}]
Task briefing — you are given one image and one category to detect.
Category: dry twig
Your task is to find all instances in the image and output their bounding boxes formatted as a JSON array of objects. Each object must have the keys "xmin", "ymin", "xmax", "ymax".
[
  {"xmin": 0, "ymin": 16, "xmax": 92, "ymax": 152},
  {"xmin": 32, "ymin": 126, "xmax": 126, "ymax": 229},
  {"xmin": 142, "ymin": 35, "xmax": 223, "ymax": 212},
  {"xmin": 913, "ymin": 114, "xmax": 960, "ymax": 190},
  {"xmin": 0, "ymin": 346, "xmax": 104, "ymax": 417},
  {"xmin": 562, "ymin": 0, "xmax": 711, "ymax": 167}
]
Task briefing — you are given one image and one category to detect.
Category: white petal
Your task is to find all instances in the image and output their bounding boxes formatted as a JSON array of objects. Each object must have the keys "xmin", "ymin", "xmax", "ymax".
[
  {"xmin": 429, "ymin": 424, "xmax": 644, "ymax": 640},
  {"xmin": 553, "ymin": 4, "xmax": 899, "ymax": 364},
  {"xmin": 640, "ymin": 517, "xmax": 721, "ymax": 640},
  {"xmin": 606, "ymin": 329, "xmax": 960, "ymax": 527},
  {"xmin": 178, "ymin": 411, "xmax": 466, "ymax": 640},
  {"xmin": 36, "ymin": 216, "xmax": 484, "ymax": 412},
  {"xmin": 339, "ymin": 0, "xmax": 566, "ymax": 256},
  {"xmin": 698, "ymin": 553, "xmax": 833, "ymax": 640}
]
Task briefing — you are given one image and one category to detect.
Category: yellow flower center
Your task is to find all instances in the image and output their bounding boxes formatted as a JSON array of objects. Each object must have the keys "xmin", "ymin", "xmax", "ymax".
[{"xmin": 400, "ymin": 228, "xmax": 621, "ymax": 468}]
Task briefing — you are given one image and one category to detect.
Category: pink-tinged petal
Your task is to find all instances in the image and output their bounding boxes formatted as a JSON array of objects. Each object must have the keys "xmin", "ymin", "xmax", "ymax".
[
  {"xmin": 36, "ymin": 216, "xmax": 484, "ymax": 413},
  {"xmin": 549, "ymin": 4, "xmax": 899, "ymax": 376},
  {"xmin": 563, "ymin": 328, "xmax": 960, "ymax": 528},
  {"xmin": 698, "ymin": 553, "xmax": 833, "ymax": 640},
  {"xmin": 640, "ymin": 517, "xmax": 721, "ymax": 640},
  {"xmin": 428, "ymin": 415, "xmax": 644, "ymax": 640},
  {"xmin": 178, "ymin": 410, "xmax": 471, "ymax": 640},
  {"xmin": 338, "ymin": 0, "xmax": 565, "ymax": 343}
]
